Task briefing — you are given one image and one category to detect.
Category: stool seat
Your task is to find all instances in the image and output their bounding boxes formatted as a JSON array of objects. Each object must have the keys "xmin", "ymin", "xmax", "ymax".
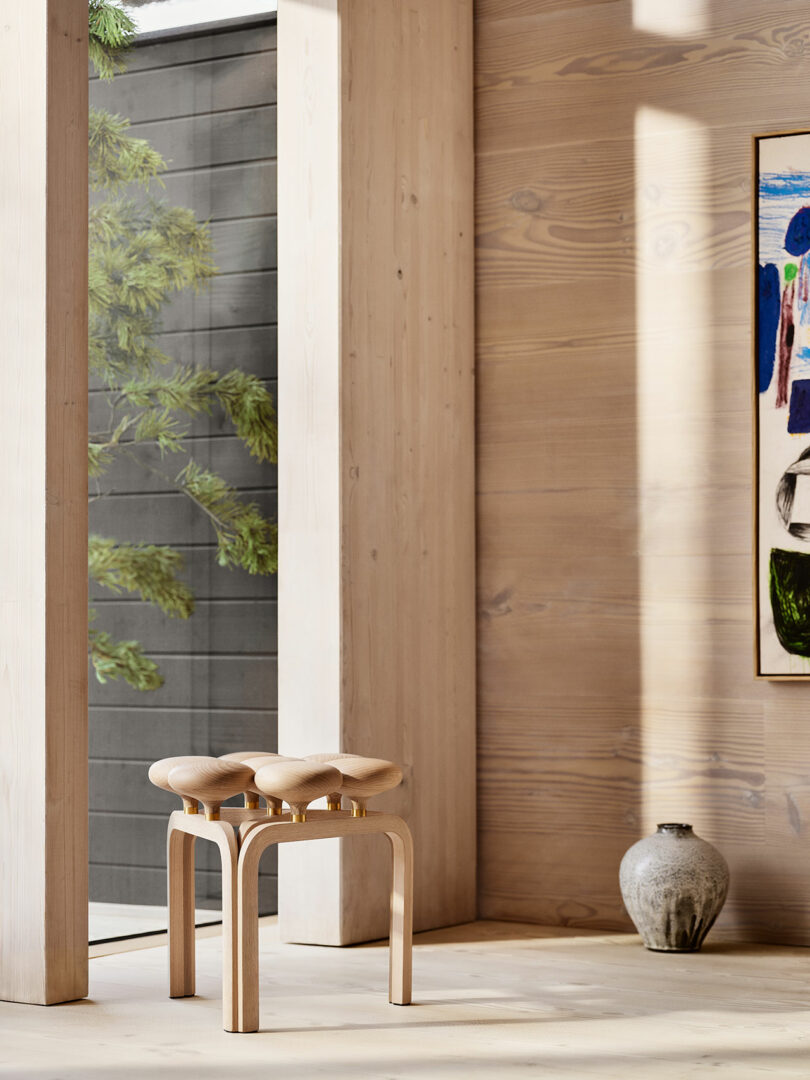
[
  {"xmin": 322, "ymin": 755, "xmax": 403, "ymax": 817},
  {"xmin": 304, "ymin": 752, "xmax": 358, "ymax": 809},
  {"xmin": 168, "ymin": 760, "xmax": 255, "ymax": 821},
  {"xmin": 252, "ymin": 760, "xmax": 343, "ymax": 822},
  {"xmin": 219, "ymin": 752, "xmax": 298, "ymax": 811},
  {"xmin": 148, "ymin": 755, "xmax": 217, "ymax": 814}
]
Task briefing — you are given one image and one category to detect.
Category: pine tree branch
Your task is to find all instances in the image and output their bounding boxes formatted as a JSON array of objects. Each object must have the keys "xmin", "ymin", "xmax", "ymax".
[
  {"xmin": 89, "ymin": 610, "xmax": 163, "ymax": 691},
  {"xmin": 89, "ymin": 535, "xmax": 195, "ymax": 618},
  {"xmin": 89, "ymin": 111, "xmax": 165, "ymax": 192},
  {"xmin": 89, "ymin": 0, "xmax": 136, "ymax": 79},
  {"xmin": 215, "ymin": 371, "xmax": 278, "ymax": 463},
  {"xmin": 176, "ymin": 461, "xmax": 278, "ymax": 575},
  {"xmin": 114, "ymin": 366, "xmax": 278, "ymax": 462}
]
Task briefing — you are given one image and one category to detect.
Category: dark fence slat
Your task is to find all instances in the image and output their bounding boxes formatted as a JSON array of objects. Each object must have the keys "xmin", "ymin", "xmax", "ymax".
[
  {"xmin": 91, "ymin": 600, "xmax": 277, "ymax": 654},
  {"xmin": 89, "ymin": 708, "xmax": 277, "ymax": 760},
  {"xmin": 90, "ymin": 22, "xmax": 276, "ymax": 79},
  {"xmin": 90, "ymin": 865, "xmax": 277, "ymax": 911},
  {"xmin": 89, "ymin": 491, "xmax": 277, "ymax": 546},
  {"xmin": 90, "ymin": 51, "xmax": 277, "ymax": 124},
  {"xmin": 128, "ymin": 106, "xmax": 277, "ymax": 174},
  {"xmin": 160, "ymin": 271, "xmax": 277, "ymax": 333},
  {"xmin": 89, "ymin": 656, "xmax": 278, "ymax": 709}
]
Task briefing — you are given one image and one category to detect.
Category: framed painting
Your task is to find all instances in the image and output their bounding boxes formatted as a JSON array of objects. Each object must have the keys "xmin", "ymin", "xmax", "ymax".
[{"xmin": 755, "ymin": 129, "xmax": 810, "ymax": 678}]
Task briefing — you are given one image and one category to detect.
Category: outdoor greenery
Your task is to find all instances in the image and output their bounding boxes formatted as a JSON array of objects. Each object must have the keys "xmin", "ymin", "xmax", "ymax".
[{"xmin": 88, "ymin": 0, "xmax": 278, "ymax": 691}]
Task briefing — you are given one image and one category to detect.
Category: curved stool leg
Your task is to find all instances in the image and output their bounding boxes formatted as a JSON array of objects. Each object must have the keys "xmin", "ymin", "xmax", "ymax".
[
  {"xmin": 168, "ymin": 822, "xmax": 196, "ymax": 998},
  {"xmin": 236, "ymin": 827, "xmax": 271, "ymax": 1032},
  {"xmin": 167, "ymin": 814, "xmax": 241, "ymax": 1032},
  {"xmin": 386, "ymin": 821, "xmax": 413, "ymax": 1005},
  {"xmin": 236, "ymin": 815, "xmax": 413, "ymax": 1033},
  {"xmin": 211, "ymin": 824, "xmax": 240, "ymax": 1033}
]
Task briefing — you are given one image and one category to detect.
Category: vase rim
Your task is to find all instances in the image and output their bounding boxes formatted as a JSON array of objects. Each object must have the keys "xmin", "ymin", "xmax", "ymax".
[{"xmin": 656, "ymin": 822, "xmax": 693, "ymax": 832}]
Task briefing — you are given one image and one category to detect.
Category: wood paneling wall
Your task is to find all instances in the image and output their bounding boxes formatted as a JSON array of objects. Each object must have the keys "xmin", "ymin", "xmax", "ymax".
[
  {"xmin": 88, "ymin": 19, "xmax": 277, "ymax": 912},
  {"xmin": 476, "ymin": 0, "xmax": 810, "ymax": 943}
]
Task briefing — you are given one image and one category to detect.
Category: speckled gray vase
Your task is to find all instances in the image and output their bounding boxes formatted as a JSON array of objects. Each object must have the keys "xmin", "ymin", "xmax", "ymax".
[{"xmin": 619, "ymin": 824, "xmax": 729, "ymax": 952}]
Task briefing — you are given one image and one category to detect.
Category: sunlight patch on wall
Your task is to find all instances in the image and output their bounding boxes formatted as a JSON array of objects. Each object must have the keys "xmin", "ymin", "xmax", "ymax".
[
  {"xmin": 635, "ymin": 105, "xmax": 712, "ymax": 830},
  {"xmin": 632, "ymin": 0, "xmax": 707, "ymax": 37}
]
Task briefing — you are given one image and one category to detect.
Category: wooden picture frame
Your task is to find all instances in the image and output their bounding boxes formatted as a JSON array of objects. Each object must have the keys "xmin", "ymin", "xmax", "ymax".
[{"xmin": 754, "ymin": 128, "xmax": 810, "ymax": 679}]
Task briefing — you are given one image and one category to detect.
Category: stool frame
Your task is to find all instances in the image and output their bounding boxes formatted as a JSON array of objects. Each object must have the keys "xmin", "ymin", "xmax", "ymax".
[{"xmin": 166, "ymin": 807, "xmax": 414, "ymax": 1032}]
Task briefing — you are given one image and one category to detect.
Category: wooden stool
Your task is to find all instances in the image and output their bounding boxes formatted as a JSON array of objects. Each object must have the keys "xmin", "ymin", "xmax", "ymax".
[
  {"xmin": 235, "ymin": 809, "xmax": 413, "ymax": 1033},
  {"xmin": 151, "ymin": 752, "xmax": 412, "ymax": 1033}
]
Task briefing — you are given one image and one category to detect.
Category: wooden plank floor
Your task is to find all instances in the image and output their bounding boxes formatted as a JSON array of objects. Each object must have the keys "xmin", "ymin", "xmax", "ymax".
[{"xmin": 1, "ymin": 920, "xmax": 809, "ymax": 1077}]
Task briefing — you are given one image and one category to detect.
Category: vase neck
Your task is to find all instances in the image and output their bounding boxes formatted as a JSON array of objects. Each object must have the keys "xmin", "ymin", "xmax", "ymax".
[{"xmin": 656, "ymin": 823, "xmax": 693, "ymax": 836}]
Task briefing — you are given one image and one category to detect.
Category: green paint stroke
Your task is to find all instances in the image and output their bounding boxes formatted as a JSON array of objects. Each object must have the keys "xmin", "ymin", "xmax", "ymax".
[
  {"xmin": 785, "ymin": 263, "xmax": 799, "ymax": 282},
  {"xmin": 770, "ymin": 548, "xmax": 810, "ymax": 656}
]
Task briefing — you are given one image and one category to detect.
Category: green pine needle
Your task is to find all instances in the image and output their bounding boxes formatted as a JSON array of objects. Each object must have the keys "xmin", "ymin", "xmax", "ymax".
[
  {"xmin": 89, "ymin": 535, "xmax": 195, "ymax": 618},
  {"xmin": 89, "ymin": 612, "xmax": 163, "ymax": 690},
  {"xmin": 89, "ymin": 1, "xmax": 136, "ymax": 79},
  {"xmin": 216, "ymin": 371, "xmax": 278, "ymax": 463},
  {"xmin": 177, "ymin": 461, "xmax": 278, "ymax": 575}
]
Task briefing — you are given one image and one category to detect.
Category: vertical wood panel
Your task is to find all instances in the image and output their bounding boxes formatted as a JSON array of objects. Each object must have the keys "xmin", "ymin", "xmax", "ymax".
[
  {"xmin": 278, "ymin": 0, "xmax": 476, "ymax": 944},
  {"xmin": 476, "ymin": 0, "xmax": 810, "ymax": 943},
  {"xmin": 0, "ymin": 0, "xmax": 88, "ymax": 1003},
  {"xmin": 339, "ymin": 0, "xmax": 477, "ymax": 940}
]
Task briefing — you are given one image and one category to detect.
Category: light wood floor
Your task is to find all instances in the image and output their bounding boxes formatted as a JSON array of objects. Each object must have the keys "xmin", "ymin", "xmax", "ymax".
[{"xmin": 2, "ymin": 920, "xmax": 809, "ymax": 1078}]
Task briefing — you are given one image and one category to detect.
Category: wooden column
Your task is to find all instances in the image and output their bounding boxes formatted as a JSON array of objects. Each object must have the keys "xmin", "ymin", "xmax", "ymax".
[
  {"xmin": 278, "ymin": 0, "xmax": 476, "ymax": 943},
  {"xmin": 0, "ymin": 0, "xmax": 88, "ymax": 1003}
]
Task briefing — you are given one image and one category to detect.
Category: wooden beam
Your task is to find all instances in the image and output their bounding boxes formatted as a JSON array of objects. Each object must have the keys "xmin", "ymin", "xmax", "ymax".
[
  {"xmin": 0, "ymin": 0, "xmax": 88, "ymax": 1003},
  {"xmin": 277, "ymin": 0, "xmax": 476, "ymax": 943}
]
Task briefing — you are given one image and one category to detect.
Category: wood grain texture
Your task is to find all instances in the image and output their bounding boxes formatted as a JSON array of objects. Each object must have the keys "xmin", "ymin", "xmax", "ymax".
[
  {"xmin": 168, "ymin": 760, "xmax": 254, "ymax": 818},
  {"xmin": 476, "ymin": 0, "xmax": 810, "ymax": 153},
  {"xmin": 0, "ymin": 0, "xmax": 88, "ymax": 1005},
  {"xmin": 278, "ymin": 0, "xmax": 476, "ymax": 945},
  {"xmin": 253, "ymin": 761, "xmax": 343, "ymax": 818},
  {"xmin": 476, "ymin": 0, "xmax": 810, "ymax": 943},
  {"xmin": 12, "ymin": 920, "xmax": 810, "ymax": 1075}
]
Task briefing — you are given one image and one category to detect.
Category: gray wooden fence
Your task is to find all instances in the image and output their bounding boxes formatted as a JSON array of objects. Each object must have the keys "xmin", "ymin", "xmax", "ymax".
[{"xmin": 89, "ymin": 15, "xmax": 278, "ymax": 912}]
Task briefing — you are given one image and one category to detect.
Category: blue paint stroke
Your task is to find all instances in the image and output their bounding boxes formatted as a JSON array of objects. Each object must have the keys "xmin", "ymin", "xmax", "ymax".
[
  {"xmin": 786, "ymin": 207, "xmax": 810, "ymax": 256},
  {"xmin": 788, "ymin": 378, "xmax": 810, "ymax": 432},
  {"xmin": 760, "ymin": 173, "xmax": 810, "ymax": 197},
  {"xmin": 758, "ymin": 263, "xmax": 780, "ymax": 392}
]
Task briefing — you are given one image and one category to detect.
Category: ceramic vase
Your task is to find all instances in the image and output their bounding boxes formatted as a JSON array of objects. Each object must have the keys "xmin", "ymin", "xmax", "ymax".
[{"xmin": 619, "ymin": 824, "xmax": 729, "ymax": 952}]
